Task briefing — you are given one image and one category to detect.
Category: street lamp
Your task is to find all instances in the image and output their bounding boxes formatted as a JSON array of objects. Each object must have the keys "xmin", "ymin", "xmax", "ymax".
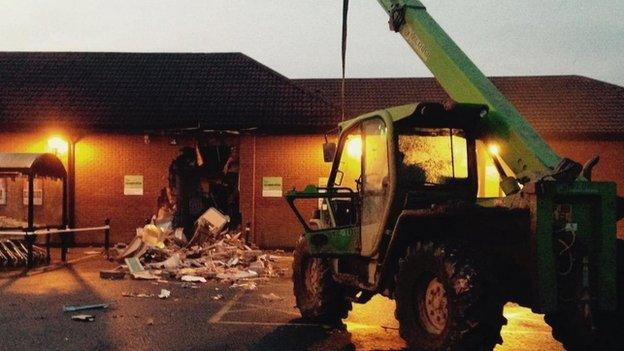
[
  {"xmin": 47, "ymin": 134, "xmax": 76, "ymax": 245},
  {"xmin": 48, "ymin": 136, "xmax": 69, "ymax": 155}
]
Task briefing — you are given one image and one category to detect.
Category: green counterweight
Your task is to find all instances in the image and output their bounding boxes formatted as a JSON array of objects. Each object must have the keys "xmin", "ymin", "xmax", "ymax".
[{"xmin": 376, "ymin": 0, "xmax": 563, "ymax": 180}]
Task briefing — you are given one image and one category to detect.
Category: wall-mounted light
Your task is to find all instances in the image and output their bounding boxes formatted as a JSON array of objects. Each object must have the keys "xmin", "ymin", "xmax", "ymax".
[
  {"xmin": 143, "ymin": 135, "xmax": 150, "ymax": 145},
  {"xmin": 48, "ymin": 136, "xmax": 69, "ymax": 155}
]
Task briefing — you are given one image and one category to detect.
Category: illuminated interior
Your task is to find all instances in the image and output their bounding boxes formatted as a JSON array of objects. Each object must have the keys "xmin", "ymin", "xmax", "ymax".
[
  {"xmin": 398, "ymin": 129, "xmax": 468, "ymax": 185},
  {"xmin": 337, "ymin": 125, "xmax": 518, "ymax": 199},
  {"xmin": 346, "ymin": 135, "xmax": 362, "ymax": 159},
  {"xmin": 476, "ymin": 140, "xmax": 515, "ymax": 197},
  {"xmin": 337, "ymin": 132, "xmax": 363, "ymax": 189}
]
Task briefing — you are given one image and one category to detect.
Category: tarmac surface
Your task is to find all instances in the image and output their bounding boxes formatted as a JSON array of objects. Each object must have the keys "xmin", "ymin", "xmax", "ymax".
[{"xmin": 0, "ymin": 248, "xmax": 564, "ymax": 350}]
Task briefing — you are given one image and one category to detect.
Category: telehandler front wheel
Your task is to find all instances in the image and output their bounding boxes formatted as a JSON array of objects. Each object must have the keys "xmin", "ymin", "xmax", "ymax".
[
  {"xmin": 395, "ymin": 242, "xmax": 505, "ymax": 351},
  {"xmin": 292, "ymin": 237, "xmax": 352, "ymax": 324}
]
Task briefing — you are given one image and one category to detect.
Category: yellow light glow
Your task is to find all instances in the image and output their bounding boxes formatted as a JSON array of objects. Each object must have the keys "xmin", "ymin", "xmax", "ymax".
[
  {"xmin": 346, "ymin": 136, "xmax": 362, "ymax": 159},
  {"xmin": 48, "ymin": 136, "xmax": 68, "ymax": 155},
  {"xmin": 488, "ymin": 143, "xmax": 500, "ymax": 156}
]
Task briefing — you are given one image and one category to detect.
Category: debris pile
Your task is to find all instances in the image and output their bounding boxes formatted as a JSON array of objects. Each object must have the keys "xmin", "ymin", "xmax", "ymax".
[{"xmin": 105, "ymin": 207, "xmax": 283, "ymax": 285}]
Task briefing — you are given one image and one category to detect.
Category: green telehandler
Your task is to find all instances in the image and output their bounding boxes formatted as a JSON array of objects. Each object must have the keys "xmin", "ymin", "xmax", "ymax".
[{"xmin": 285, "ymin": 1, "xmax": 624, "ymax": 350}]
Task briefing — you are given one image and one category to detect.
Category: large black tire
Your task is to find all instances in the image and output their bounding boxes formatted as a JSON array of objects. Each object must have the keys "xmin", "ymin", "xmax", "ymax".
[
  {"xmin": 395, "ymin": 242, "xmax": 505, "ymax": 351},
  {"xmin": 544, "ymin": 310, "xmax": 621, "ymax": 351},
  {"xmin": 292, "ymin": 237, "xmax": 352, "ymax": 324},
  {"xmin": 545, "ymin": 239, "xmax": 624, "ymax": 351}
]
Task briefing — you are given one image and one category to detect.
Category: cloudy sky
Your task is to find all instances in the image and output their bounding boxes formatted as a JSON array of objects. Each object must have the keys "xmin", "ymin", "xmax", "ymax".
[{"xmin": 1, "ymin": 0, "xmax": 622, "ymax": 85}]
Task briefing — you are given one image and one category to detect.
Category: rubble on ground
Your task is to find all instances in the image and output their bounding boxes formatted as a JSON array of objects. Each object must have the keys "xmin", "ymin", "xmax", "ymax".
[
  {"xmin": 71, "ymin": 314, "xmax": 95, "ymax": 322},
  {"xmin": 100, "ymin": 269, "xmax": 126, "ymax": 280},
  {"xmin": 158, "ymin": 289, "xmax": 171, "ymax": 299},
  {"xmin": 260, "ymin": 293, "xmax": 284, "ymax": 301},
  {"xmin": 105, "ymin": 207, "xmax": 285, "ymax": 286},
  {"xmin": 229, "ymin": 282, "xmax": 257, "ymax": 291},
  {"xmin": 63, "ymin": 302, "xmax": 111, "ymax": 312}
]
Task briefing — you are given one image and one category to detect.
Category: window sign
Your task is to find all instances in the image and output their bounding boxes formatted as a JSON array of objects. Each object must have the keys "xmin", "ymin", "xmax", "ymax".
[
  {"xmin": 23, "ymin": 178, "xmax": 43, "ymax": 206},
  {"xmin": 262, "ymin": 177, "xmax": 282, "ymax": 197},
  {"xmin": 0, "ymin": 178, "xmax": 6, "ymax": 205},
  {"xmin": 124, "ymin": 175, "xmax": 144, "ymax": 196}
]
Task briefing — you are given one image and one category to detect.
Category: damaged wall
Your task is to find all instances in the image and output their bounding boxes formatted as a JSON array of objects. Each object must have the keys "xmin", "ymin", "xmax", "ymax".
[
  {"xmin": 0, "ymin": 132, "xmax": 621, "ymax": 248},
  {"xmin": 73, "ymin": 134, "xmax": 193, "ymax": 244}
]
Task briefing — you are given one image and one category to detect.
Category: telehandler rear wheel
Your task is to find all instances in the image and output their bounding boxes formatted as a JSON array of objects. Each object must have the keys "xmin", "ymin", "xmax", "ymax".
[
  {"xmin": 292, "ymin": 237, "xmax": 352, "ymax": 324},
  {"xmin": 545, "ymin": 309, "xmax": 620, "ymax": 351},
  {"xmin": 395, "ymin": 242, "xmax": 505, "ymax": 351},
  {"xmin": 545, "ymin": 239, "xmax": 624, "ymax": 351}
]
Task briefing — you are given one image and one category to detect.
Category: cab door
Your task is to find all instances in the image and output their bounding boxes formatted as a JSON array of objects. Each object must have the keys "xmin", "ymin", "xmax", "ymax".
[{"xmin": 360, "ymin": 118, "xmax": 390, "ymax": 256}]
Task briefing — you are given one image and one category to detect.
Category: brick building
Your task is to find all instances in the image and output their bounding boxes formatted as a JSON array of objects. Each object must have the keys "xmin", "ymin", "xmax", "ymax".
[{"xmin": 0, "ymin": 52, "xmax": 622, "ymax": 247}]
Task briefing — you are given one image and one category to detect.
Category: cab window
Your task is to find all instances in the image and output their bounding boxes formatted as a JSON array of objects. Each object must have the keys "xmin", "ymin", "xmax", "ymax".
[
  {"xmin": 398, "ymin": 128, "xmax": 468, "ymax": 186},
  {"xmin": 336, "ymin": 128, "xmax": 362, "ymax": 190}
]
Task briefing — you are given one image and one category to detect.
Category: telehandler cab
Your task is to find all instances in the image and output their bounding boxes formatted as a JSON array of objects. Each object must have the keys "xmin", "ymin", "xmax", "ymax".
[{"xmin": 285, "ymin": 1, "xmax": 624, "ymax": 350}]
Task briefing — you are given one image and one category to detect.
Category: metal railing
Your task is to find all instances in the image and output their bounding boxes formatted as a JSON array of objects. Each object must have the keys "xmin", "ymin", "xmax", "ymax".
[{"xmin": 0, "ymin": 219, "xmax": 111, "ymax": 268}]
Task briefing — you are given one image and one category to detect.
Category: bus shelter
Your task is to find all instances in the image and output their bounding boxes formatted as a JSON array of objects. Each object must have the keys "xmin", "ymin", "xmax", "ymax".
[{"xmin": 0, "ymin": 153, "xmax": 110, "ymax": 268}]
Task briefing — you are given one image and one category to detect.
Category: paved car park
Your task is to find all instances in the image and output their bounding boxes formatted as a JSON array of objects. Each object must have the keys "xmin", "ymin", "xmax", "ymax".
[{"xmin": 0, "ymin": 249, "xmax": 563, "ymax": 350}]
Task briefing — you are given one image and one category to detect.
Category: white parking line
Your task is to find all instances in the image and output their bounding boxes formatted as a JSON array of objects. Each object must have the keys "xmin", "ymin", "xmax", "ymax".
[
  {"xmin": 211, "ymin": 320, "xmax": 320, "ymax": 327},
  {"xmin": 209, "ymin": 289, "xmax": 246, "ymax": 323},
  {"xmin": 234, "ymin": 302, "xmax": 301, "ymax": 317}
]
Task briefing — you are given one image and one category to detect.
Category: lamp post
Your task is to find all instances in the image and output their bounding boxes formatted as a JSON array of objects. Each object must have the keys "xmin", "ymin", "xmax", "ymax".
[
  {"xmin": 48, "ymin": 135, "xmax": 75, "ymax": 243},
  {"xmin": 67, "ymin": 139, "xmax": 76, "ymax": 232}
]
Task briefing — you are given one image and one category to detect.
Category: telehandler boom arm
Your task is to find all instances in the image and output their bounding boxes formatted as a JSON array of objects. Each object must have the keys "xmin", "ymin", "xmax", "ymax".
[{"xmin": 375, "ymin": 0, "xmax": 566, "ymax": 181}]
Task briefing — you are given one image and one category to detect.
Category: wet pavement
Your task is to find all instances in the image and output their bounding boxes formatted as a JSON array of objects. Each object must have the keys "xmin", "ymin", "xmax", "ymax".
[{"xmin": 0, "ymin": 248, "xmax": 564, "ymax": 350}]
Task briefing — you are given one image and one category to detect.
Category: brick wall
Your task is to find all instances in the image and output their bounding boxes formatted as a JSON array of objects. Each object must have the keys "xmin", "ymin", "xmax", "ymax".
[
  {"xmin": 1, "ymin": 131, "xmax": 621, "ymax": 247},
  {"xmin": 0, "ymin": 132, "xmax": 192, "ymax": 244},
  {"xmin": 73, "ymin": 134, "xmax": 193, "ymax": 243},
  {"xmin": 238, "ymin": 135, "xmax": 624, "ymax": 248},
  {"xmin": 239, "ymin": 134, "xmax": 331, "ymax": 248},
  {"xmin": 548, "ymin": 138, "xmax": 624, "ymax": 238}
]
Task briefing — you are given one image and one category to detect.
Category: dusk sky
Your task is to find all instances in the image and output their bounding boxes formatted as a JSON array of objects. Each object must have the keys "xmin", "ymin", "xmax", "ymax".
[{"xmin": 1, "ymin": 0, "xmax": 622, "ymax": 85}]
